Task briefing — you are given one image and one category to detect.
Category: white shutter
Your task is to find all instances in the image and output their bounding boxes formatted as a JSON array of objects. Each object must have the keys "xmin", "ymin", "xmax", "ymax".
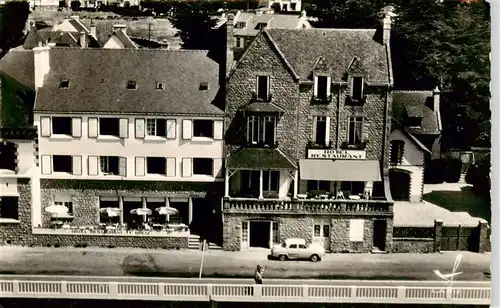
[
  {"xmin": 119, "ymin": 157, "xmax": 127, "ymax": 177},
  {"xmin": 88, "ymin": 156, "xmax": 99, "ymax": 176},
  {"xmin": 88, "ymin": 117, "xmax": 98, "ymax": 138},
  {"xmin": 213, "ymin": 120, "xmax": 223, "ymax": 140},
  {"xmin": 349, "ymin": 219, "xmax": 365, "ymax": 242},
  {"xmin": 182, "ymin": 120, "xmax": 192, "ymax": 140},
  {"xmin": 71, "ymin": 118, "xmax": 82, "ymax": 137},
  {"xmin": 213, "ymin": 158, "xmax": 222, "ymax": 178},
  {"xmin": 119, "ymin": 118, "xmax": 129, "ymax": 138},
  {"xmin": 41, "ymin": 155, "xmax": 52, "ymax": 175},
  {"xmin": 312, "ymin": 116, "xmax": 317, "ymax": 142},
  {"xmin": 166, "ymin": 157, "xmax": 176, "ymax": 177},
  {"xmin": 166, "ymin": 119, "xmax": 176, "ymax": 139},
  {"xmin": 40, "ymin": 117, "xmax": 51, "ymax": 137},
  {"xmin": 135, "ymin": 118, "xmax": 145, "ymax": 139},
  {"xmin": 326, "ymin": 76, "xmax": 332, "ymax": 97},
  {"xmin": 313, "ymin": 76, "xmax": 318, "ymax": 97},
  {"xmin": 325, "ymin": 116, "xmax": 330, "ymax": 146},
  {"xmin": 182, "ymin": 158, "xmax": 192, "ymax": 177},
  {"xmin": 72, "ymin": 156, "xmax": 82, "ymax": 175},
  {"xmin": 135, "ymin": 157, "xmax": 145, "ymax": 176}
]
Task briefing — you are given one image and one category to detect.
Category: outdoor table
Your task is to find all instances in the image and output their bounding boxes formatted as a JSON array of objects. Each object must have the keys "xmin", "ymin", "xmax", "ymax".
[
  {"xmin": 349, "ymin": 195, "xmax": 361, "ymax": 200},
  {"xmin": 296, "ymin": 194, "xmax": 307, "ymax": 199},
  {"xmin": 153, "ymin": 224, "xmax": 164, "ymax": 231},
  {"xmin": 62, "ymin": 224, "xmax": 71, "ymax": 229},
  {"xmin": 318, "ymin": 194, "xmax": 329, "ymax": 199}
]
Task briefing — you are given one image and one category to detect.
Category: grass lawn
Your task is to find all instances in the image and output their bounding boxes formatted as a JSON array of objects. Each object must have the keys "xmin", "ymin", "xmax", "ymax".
[{"xmin": 423, "ymin": 186, "xmax": 490, "ymax": 222}]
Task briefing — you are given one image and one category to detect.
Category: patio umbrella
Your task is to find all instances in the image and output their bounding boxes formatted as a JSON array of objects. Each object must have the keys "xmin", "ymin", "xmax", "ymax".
[
  {"xmin": 45, "ymin": 204, "xmax": 69, "ymax": 216},
  {"xmin": 155, "ymin": 207, "xmax": 179, "ymax": 216},
  {"xmin": 100, "ymin": 207, "xmax": 121, "ymax": 217},
  {"xmin": 130, "ymin": 208, "xmax": 152, "ymax": 215}
]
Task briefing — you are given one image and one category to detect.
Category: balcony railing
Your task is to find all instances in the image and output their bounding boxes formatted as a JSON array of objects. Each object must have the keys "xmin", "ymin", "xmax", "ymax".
[
  {"xmin": 223, "ymin": 198, "xmax": 393, "ymax": 215},
  {"xmin": 312, "ymin": 94, "xmax": 333, "ymax": 104},
  {"xmin": 341, "ymin": 140, "xmax": 369, "ymax": 150},
  {"xmin": 307, "ymin": 140, "xmax": 334, "ymax": 149},
  {"xmin": 251, "ymin": 92, "xmax": 273, "ymax": 102},
  {"xmin": 346, "ymin": 95, "xmax": 367, "ymax": 106}
]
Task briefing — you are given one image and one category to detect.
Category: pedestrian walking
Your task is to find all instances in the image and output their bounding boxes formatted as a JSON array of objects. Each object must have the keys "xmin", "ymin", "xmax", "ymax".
[{"xmin": 254, "ymin": 264, "xmax": 264, "ymax": 284}]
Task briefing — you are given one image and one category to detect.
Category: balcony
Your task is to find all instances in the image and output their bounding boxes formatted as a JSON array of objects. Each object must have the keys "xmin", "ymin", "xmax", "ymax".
[
  {"xmin": 306, "ymin": 140, "xmax": 334, "ymax": 149},
  {"xmin": 223, "ymin": 198, "xmax": 393, "ymax": 216},
  {"xmin": 311, "ymin": 94, "xmax": 332, "ymax": 104},
  {"xmin": 251, "ymin": 92, "xmax": 273, "ymax": 103},
  {"xmin": 346, "ymin": 95, "xmax": 367, "ymax": 106},
  {"xmin": 341, "ymin": 140, "xmax": 369, "ymax": 150}
]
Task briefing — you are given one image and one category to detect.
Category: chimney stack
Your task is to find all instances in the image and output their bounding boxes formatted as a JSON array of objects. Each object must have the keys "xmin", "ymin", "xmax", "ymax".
[
  {"xmin": 90, "ymin": 22, "xmax": 97, "ymax": 39},
  {"xmin": 70, "ymin": 15, "xmax": 80, "ymax": 20},
  {"xmin": 226, "ymin": 13, "xmax": 235, "ymax": 78},
  {"xmin": 113, "ymin": 24, "xmax": 127, "ymax": 34},
  {"xmin": 33, "ymin": 46, "xmax": 51, "ymax": 89},
  {"xmin": 379, "ymin": 5, "xmax": 396, "ymax": 45},
  {"xmin": 80, "ymin": 31, "xmax": 87, "ymax": 48},
  {"xmin": 432, "ymin": 86, "xmax": 441, "ymax": 112}
]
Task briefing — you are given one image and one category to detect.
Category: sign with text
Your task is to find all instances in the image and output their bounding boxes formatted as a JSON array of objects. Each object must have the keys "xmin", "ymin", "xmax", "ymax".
[{"xmin": 307, "ymin": 149, "xmax": 366, "ymax": 160}]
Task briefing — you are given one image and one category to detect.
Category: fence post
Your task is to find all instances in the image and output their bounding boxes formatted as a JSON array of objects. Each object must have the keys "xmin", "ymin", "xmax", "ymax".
[
  {"xmin": 254, "ymin": 284, "xmax": 262, "ymax": 298},
  {"xmin": 302, "ymin": 285, "xmax": 309, "ymax": 298},
  {"xmin": 397, "ymin": 286, "xmax": 406, "ymax": 300},
  {"xmin": 477, "ymin": 220, "xmax": 488, "ymax": 253},
  {"xmin": 61, "ymin": 280, "xmax": 67, "ymax": 295},
  {"xmin": 158, "ymin": 282, "xmax": 165, "ymax": 296},
  {"xmin": 13, "ymin": 280, "xmax": 19, "ymax": 293},
  {"xmin": 109, "ymin": 282, "xmax": 118, "ymax": 297},
  {"xmin": 350, "ymin": 285, "xmax": 357, "ymax": 299},
  {"xmin": 434, "ymin": 219, "xmax": 443, "ymax": 253}
]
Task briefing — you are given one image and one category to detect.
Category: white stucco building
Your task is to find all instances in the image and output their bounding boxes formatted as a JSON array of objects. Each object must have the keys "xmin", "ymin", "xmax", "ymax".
[{"xmin": 29, "ymin": 46, "xmax": 225, "ymax": 243}]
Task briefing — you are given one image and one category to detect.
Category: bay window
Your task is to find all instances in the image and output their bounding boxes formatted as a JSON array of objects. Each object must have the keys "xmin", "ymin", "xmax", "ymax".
[{"xmin": 246, "ymin": 115, "xmax": 276, "ymax": 146}]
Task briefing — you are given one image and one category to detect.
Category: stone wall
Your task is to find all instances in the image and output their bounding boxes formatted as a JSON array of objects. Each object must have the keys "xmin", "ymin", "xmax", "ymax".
[
  {"xmin": 392, "ymin": 238, "xmax": 434, "ymax": 253},
  {"xmin": 30, "ymin": 234, "xmax": 188, "ymax": 249},
  {"xmin": 0, "ymin": 178, "xmax": 32, "ymax": 246},
  {"xmin": 225, "ymin": 33, "xmax": 299, "ymax": 160},
  {"xmin": 222, "ymin": 213, "xmax": 392, "ymax": 253}
]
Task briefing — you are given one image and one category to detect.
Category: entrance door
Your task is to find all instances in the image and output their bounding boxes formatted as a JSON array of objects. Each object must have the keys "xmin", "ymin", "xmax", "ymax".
[
  {"xmin": 313, "ymin": 220, "xmax": 331, "ymax": 251},
  {"xmin": 373, "ymin": 220, "xmax": 387, "ymax": 251},
  {"xmin": 389, "ymin": 169, "xmax": 411, "ymax": 201},
  {"xmin": 250, "ymin": 221, "xmax": 271, "ymax": 248}
]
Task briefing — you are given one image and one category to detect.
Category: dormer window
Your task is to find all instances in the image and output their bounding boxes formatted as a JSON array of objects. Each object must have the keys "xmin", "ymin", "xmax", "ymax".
[
  {"xmin": 236, "ymin": 22, "xmax": 246, "ymax": 29},
  {"xmin": 314, "ymin": 76, "xmax": 331, "ymax": 100},
  {"xmin": 256, "ymin": 23, "xmax": 267, "ymax": 30},
  {"xmin": 127, "ymin": 80, "xmax": 137, "ymax": 90},
  {"xmin": 199, "ymin": 82, "xmax": 208, "ymax": 91},
  {"xmin": 59, "ymin": 79, "xmax": 70, "ymax": 88},
  {"xmin": 156, "ymin": 82, "xmax": 164, "ymax": 90},
  {"xmin": 352, "ymin": 77, "xmax": 364, "ymax": 101}
]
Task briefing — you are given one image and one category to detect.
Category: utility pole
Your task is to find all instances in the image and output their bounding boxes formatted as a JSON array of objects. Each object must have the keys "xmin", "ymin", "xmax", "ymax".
[{"xmin": 148, "ymin": 22, "xmax": 151, "ymax": 42}]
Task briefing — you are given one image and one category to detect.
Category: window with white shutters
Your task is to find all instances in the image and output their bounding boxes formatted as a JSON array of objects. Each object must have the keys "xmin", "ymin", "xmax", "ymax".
[{"xmin": 52, "ymin": 117, "xmax": 72, "ymax": 135}]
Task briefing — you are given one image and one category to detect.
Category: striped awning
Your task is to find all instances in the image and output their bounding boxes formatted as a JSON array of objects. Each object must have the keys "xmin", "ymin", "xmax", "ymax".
[{"xmin": 299, "ymin": 159, "xmax": 381, "ymax": 182}]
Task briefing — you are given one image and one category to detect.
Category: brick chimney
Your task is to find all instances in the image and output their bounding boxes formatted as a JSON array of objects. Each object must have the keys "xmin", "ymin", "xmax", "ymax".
[
  {"xmin": 33, "ymin": 46, "xmax": 51, "ymax": 89},
  {"xmin": 379, "ymin": 5, "xmax": 396, "ymax": 45},
  {"xmin": 80, "ymin": 31, "xmax": 87, "ymax": 48},
  {"xmin": 433, "ymin": 86, "xmax": 442, "ymax": 131},
  {"xmin": 226, "ymin": 13, "xmax": 235, "ymax": 78}
]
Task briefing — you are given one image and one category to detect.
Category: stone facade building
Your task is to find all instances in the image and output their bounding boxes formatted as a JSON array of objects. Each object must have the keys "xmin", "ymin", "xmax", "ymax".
[{"xmin": 222, "ymin": 7, "xmax": 396, "ymax": 253}]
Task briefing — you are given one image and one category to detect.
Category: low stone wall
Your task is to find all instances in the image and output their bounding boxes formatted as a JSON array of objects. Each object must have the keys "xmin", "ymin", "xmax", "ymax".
[
  {"xmin": 0, "ymin": 178, "xmax": 32, "ymax": 246},
  {"xmin": 391, "ymin": 238, "xmax": 435, "ymax": 253},
  {"xmin": 30, "ymin": 234, "xmax": 188, "ymax": 249}
]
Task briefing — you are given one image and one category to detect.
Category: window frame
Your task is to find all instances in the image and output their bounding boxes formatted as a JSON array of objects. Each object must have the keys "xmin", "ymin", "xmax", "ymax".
[
  {"xmin": 99, "ymin": 117, "xmax": 120, "ymax": 137},
  {"xmin": 262, "ymin": 116, "xmax": 276, "ymax": 146},
  {"xmin": 146, "ymin": 157, "xmax": 167, "ymax": 175},
  {"xmin": 262, "ymin": 170, "xmax": 279, "ymax": 192},
  {"xmin": 256, "ymin": 75, "xmax": 270, "ymax": 101},
  {"xmin": 351, "ymin": 76, "xmax": 364, "ymax": 101},
  {"xmin": 193, "ymin": 119, "xmax": 214, "ymax": 138},
  {"xmin": 390, "ymin": 140, "xmax": 405, "ymax": 165},
  {"xmin": 347, "ymin": 116, "xmax": 364, "ymax": 147},
  {"xmin": 314, "ymin": 116, "xmax": 327, "ymax": 146},
  {"xmin": 0, "ymin": 196, "xmax": 19, "ymax": 220},
  {"xmin": 146, "ymin": 118, "xmax": 167, "ymax": 137},
  {"xmin": 52, "ymin": 155, "xmax": 73, "ymax": 173},
  {"xmin": 127, "ymin": 80, "xmax": 137, "ymax": 90},
  {"xmin": 316, "ymin": 76, "xmax": 329, "ymax": 99},
  {"xmin": 247, "ymin": 116, "xmax": 259, "ymax": 144},
  {"xmin": 100, "ymin": 156, "xmax": 119, "ymax": 175},
  {"xmin": 51, "ymin": 116, "xmax": 72, "ymax": 135}
]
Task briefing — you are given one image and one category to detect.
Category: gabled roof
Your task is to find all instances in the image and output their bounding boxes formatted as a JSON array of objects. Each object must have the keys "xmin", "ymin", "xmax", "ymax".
[
  {"xmin": 231, "ymin": 11, "xmax": 310, "ymax": 36},
  {"xmin": 264, "ymin": 28, "xmax": 391, "ymax": 83},
  {"xmin": 391, "ymin": 120, "xmax": 431, "ymax": 154},
  {"xmin": 34, "ymin": 48, "xmax": 224, "ymax": 116},
  {"xmin": 68, "ymin": 18, "xmax": 90, "ymax": 34},
  {"xmin": 105, "ymin": 30, "xmax": 138, "ymax": 49},
  {"xmin": 393, "ymin": 90, "xmax": 441, "ymax": 135},
  {"xmin": 23, "ymin": 28, "xmax": 100, "ymax": 49},
  {"xmin": 0, "ymin": 49, "xmax": 34, "ymax": 88},
  {"xmin": 226, "ymin": 147, "xmax": 297, "ymax": 169}
]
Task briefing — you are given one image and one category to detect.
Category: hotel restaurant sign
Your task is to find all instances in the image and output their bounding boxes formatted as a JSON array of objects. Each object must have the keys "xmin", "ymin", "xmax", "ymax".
[{"xmin": 307, "ymin": 149, "xmax": 366, "ymax": 160}]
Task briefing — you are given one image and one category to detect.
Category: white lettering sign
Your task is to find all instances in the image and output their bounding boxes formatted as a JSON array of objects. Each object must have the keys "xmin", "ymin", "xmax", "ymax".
[{"xmin": 307, "ymin": 149, "xmax": 366, "ymax": 160}]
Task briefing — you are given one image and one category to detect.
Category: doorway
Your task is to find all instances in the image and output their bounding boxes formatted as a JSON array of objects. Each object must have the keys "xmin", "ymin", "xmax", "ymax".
[
  {"xmin": 389, "ymin": 169, "xmax": 411, "ymax": 201},
  {"xmin": 313, "ymin": 219, "xmax": 331, "ymax": 251},
  {"xmin": 373, "ymin": 220, "xmax": 387, "ymax": 251},
  {"xmin": 250, "ymin": 221, "xmax": 271, "ymax": 248}
]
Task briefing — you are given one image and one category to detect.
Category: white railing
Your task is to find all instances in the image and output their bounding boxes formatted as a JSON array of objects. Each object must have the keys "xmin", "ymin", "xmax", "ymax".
[{"xmin": 0, "ymin": 279, "xmax": 490, "ymax": 304}]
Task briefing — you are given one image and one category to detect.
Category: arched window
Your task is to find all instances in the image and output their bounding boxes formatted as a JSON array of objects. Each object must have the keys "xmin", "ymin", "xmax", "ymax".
[{"xmin": 390, "ymin": 140, "xmax": 405, "ymax": 165}]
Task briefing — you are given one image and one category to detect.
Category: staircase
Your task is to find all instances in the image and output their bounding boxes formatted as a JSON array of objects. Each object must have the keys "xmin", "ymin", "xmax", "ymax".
[{"xmin": 188, "ymin": 234, "xmax": 223, "ymax": 250}]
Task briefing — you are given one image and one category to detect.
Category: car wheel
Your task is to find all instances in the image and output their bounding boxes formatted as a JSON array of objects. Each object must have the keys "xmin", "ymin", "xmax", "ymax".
[
  {"xmin": 310, "ymin": 254, "xmax": 319, "ymax": 262},
  {"xmin": 279, "ymin": 255, "xmax": 287, "ymax": 261}
]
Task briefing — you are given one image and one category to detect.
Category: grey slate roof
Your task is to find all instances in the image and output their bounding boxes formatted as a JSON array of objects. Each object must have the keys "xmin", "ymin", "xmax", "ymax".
[
  {"xmin": 265, "ymin": 28, "xmax": 390, "ymax": 83},
  {"xmin": 233, "ymin": 12, "xmax": 310, "ymax": 36},
  {"xmin": 393, "ymin": 90, "xmax": 440, "ymax": 135},
  {"xmin": 0, "ymin": 49, "xmax": 34, "ymax": 88},
  {"xmin": 107, "ymin": 30, "xmax": 138, "ymax": 49},
  {"xmin": 226, "ymin": 147, "xmax": 297, "ymax": 169},
  {"xmin": 23, "ymin": 28, "xmax": 99, "ymax": 49},
  {"xmin": 34, "ymin": 48, "xmax": 224, "ymax": 115}
]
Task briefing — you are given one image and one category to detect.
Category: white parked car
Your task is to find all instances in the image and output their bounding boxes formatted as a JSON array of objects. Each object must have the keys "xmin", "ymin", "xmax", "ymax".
[{"xmin": 269, "ymin": 238, "xmax": 325, "ymax": 262}]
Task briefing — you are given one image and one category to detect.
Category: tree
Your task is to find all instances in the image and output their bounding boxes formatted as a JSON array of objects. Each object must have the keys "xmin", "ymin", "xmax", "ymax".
[
  {"xmin": 0, "ymin": 1, "xmax": 30, "ymax": 57},
  {"xmin": 168, "ymin": 2, "xmax": 217, "ymax": 50}
]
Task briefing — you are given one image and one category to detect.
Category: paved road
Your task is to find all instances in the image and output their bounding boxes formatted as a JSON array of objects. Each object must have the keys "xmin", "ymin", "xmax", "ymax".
[{"xmin": 0, "ymin": 246, "xmax": 491, "ymax": 281}]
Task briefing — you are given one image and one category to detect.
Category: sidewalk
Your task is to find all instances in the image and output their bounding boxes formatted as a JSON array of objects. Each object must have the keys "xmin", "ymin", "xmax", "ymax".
[{"xmin": 0, "ymin": 246, "xmax": 491, "ymax": 281}]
